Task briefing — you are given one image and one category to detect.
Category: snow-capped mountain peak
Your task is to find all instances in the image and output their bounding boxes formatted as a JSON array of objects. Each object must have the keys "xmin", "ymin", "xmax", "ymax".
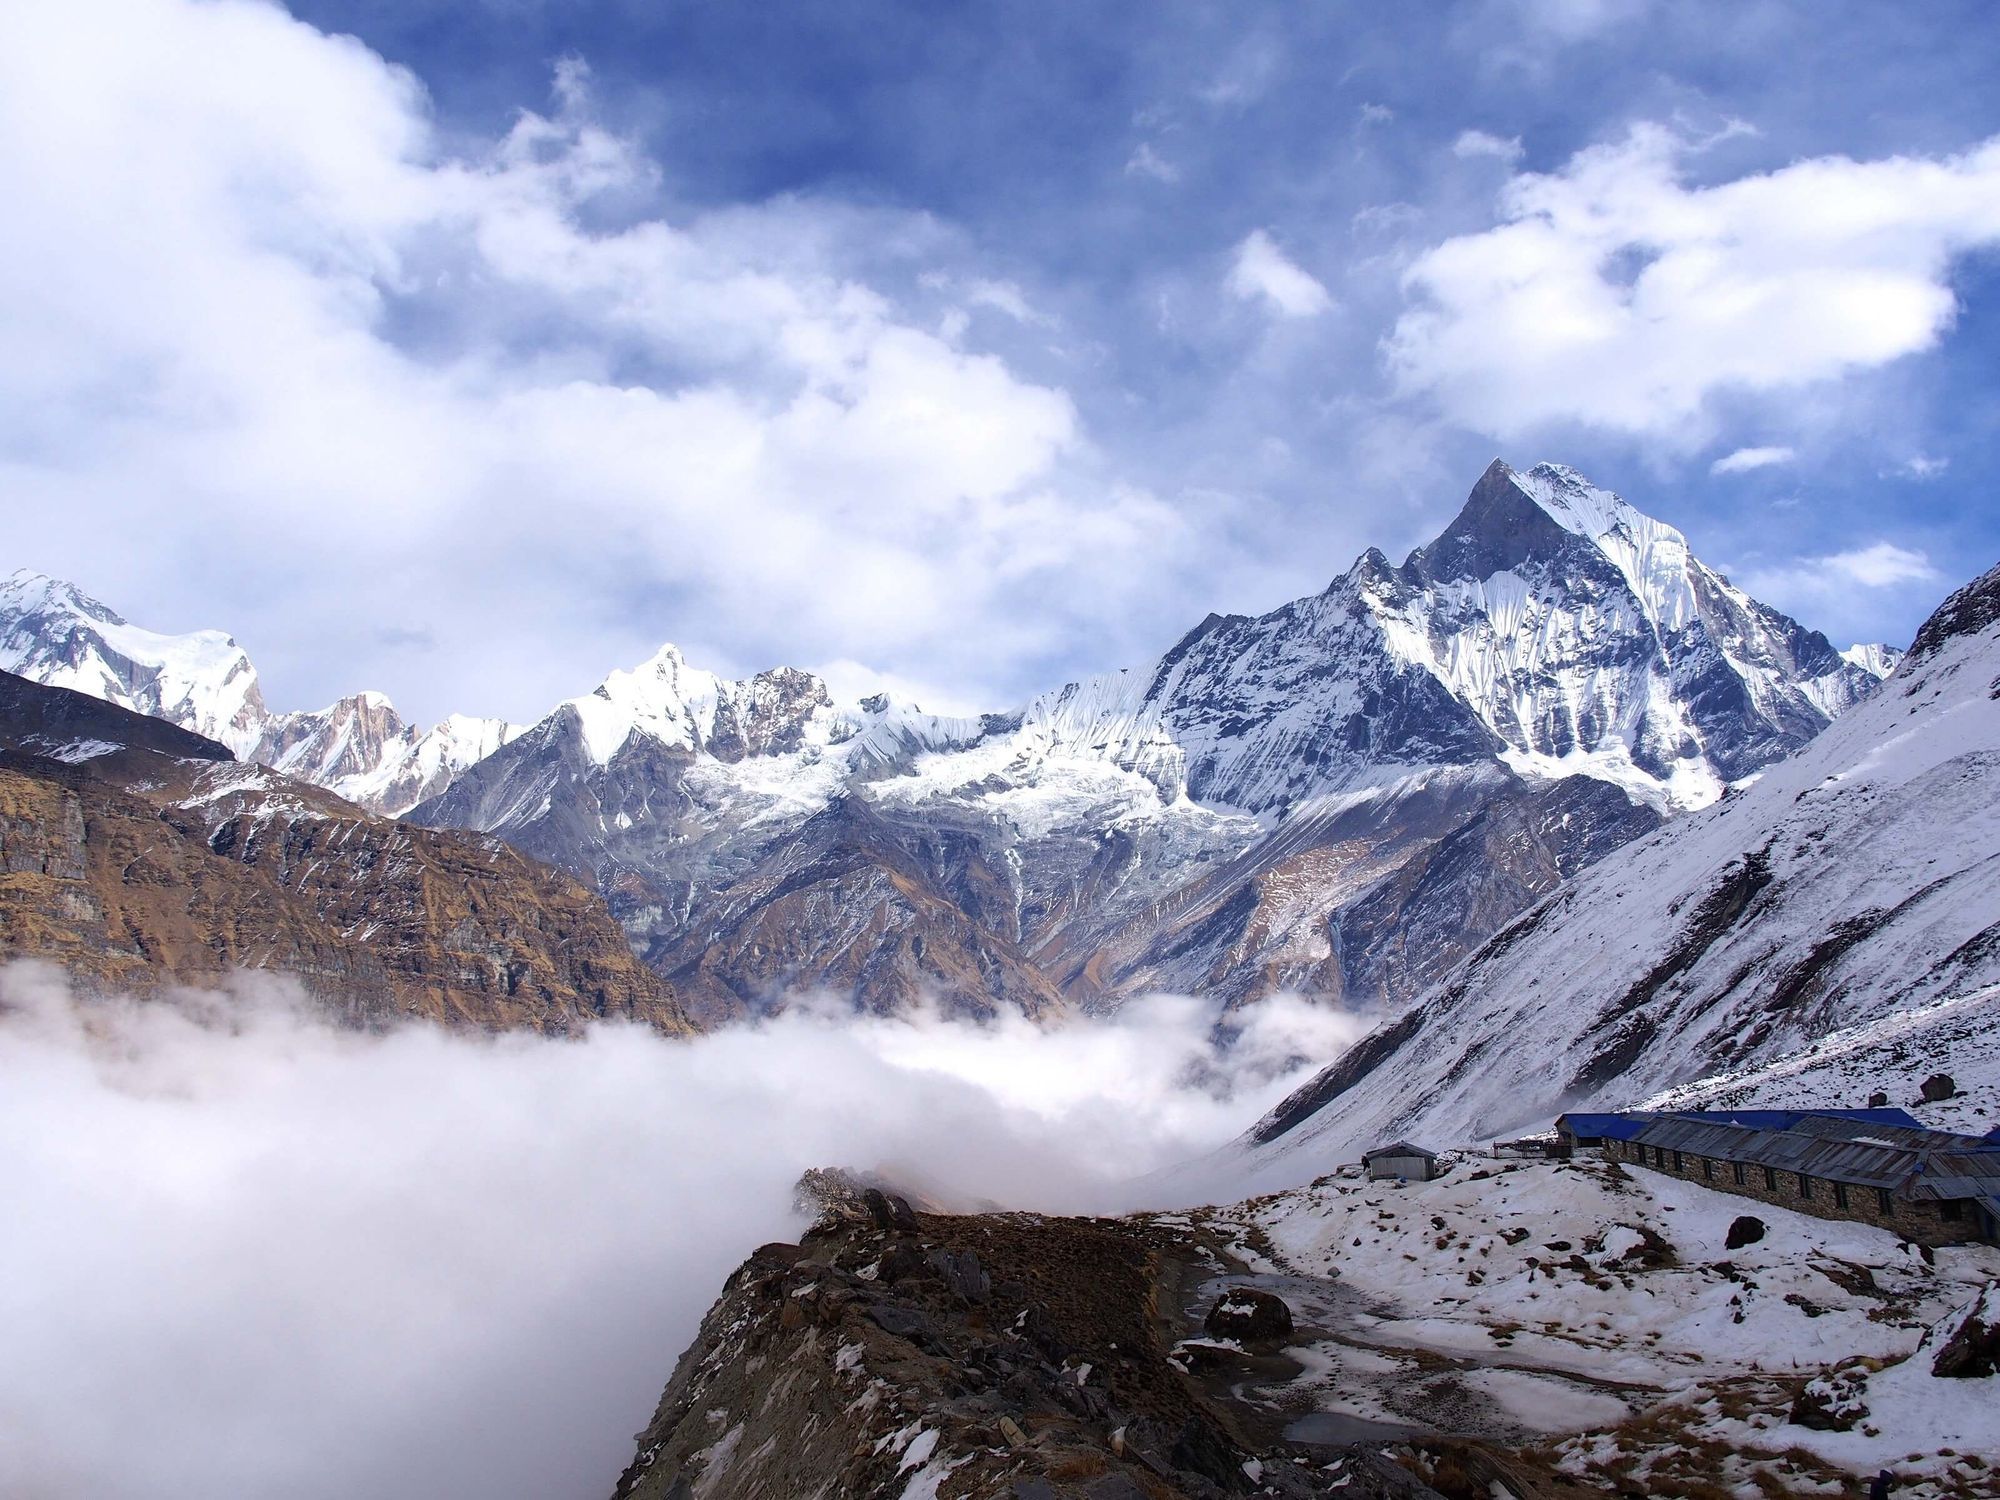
[
  {"xmin": 0, "ymin": 568, "xmax": 519, "ymax": 816},
  {"xmin": 1841, "ymin": 641, "xmax": 1905, "ymax": 678},
  {"xmin": 0, "ymin": 568, "xmax": 267, "ymax": 756}
]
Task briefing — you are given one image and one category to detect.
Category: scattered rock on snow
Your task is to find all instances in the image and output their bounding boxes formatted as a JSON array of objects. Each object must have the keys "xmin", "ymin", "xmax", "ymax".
[
  {"xmin": 1203, "ymin": 1286, "xmax": 1294, "ymax": 1342},
  {"xmin": 1726, "ymin": 1215, "xmax": 1767, "ymax": 1250},
  {"xmin": 1920, "ymin": 1072, "xmax": 1959, "ymax": 1102},
  {"xmin": 1790, "ymin": 1364, "xmax": 1871, "ymax": 1431},
  {"xmin": 1925, "ymin": 1283, "xmax": 2000, "ymax": 1378}
]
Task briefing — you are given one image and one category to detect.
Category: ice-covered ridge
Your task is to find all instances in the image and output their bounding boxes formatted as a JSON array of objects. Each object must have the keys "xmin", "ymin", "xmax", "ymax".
[
  {"xmin": 1512, "ymin": 461, "xmax": 1699, "ymax": 632},
  {"xmin": 1, "ymin": 568, "xmax": 266, "ymax": 756},
  {"xmin": 0, "ymin": 568, "xmax": 522, "ymax": 815},
  {"xmin": 1842, "ymin": 642, "xmax": 1905, "ymax": 678}
]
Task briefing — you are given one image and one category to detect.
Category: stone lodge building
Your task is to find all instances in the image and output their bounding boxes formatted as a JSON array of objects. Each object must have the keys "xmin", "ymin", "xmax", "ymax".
[{"xmin": 1554, "ymin": 1109, "xmax": 2000, "ymax": 1247}]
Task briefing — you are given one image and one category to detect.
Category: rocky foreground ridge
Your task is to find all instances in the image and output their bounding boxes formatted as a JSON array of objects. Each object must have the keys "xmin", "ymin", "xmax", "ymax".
[
  {"xmin": 613, "ymin": 1159, "xmax": 2000, "ymax": 1499},
  {"xmin": 0, "ymin": 670, "xmax": 693, "ymax": 1032}
]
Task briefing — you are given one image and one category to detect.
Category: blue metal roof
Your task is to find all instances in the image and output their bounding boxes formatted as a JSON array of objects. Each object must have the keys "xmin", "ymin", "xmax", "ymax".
[{"xmin": 1556, "ymin": 1112, "xmax": 1653, "ymax": 1141}]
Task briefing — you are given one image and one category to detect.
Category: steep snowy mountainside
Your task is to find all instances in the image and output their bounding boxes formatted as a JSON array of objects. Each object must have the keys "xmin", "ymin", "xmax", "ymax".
[
  {"xmin": 1239, "ymin": 557, "xmax": 2000, "ymax": 1186},
  {"xmin": 0, "ymin": 570, "xmax": 520, "ymax": 815},
  {"xmin": 0, "ymin": 569, "xmax": 267, "ymax": 755}
]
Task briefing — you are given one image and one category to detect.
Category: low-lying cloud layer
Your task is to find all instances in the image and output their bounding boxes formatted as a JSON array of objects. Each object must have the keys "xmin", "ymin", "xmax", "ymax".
[{"xmin": 0, "ymin": 962, "xmax": 1358, "ymax": 1500}]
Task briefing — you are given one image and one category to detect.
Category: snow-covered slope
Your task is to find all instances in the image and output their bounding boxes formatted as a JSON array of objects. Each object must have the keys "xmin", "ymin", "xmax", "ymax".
[
  {"xmin": 1240, "ymin": 557, "xmax": 2000, "ymax": 1183},
  {"xmin": 0, "ymin": 570, "xmax": 520, "ymax": 815}
]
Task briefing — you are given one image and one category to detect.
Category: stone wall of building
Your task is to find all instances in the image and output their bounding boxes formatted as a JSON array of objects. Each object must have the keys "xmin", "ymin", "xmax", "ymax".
[{"xmin": 1604, "ymin": 1139, "xmax": 1979, "ymax": 1248}]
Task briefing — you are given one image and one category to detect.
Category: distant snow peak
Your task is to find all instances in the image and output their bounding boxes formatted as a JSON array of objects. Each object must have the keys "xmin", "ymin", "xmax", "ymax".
[
  {"xmin": 0, "ymin": 568, "xmax": 518, "ymax": 815},
  {"xmin": 1841, "ymin": 642, "xmax": 1905, "ymax": 678}
]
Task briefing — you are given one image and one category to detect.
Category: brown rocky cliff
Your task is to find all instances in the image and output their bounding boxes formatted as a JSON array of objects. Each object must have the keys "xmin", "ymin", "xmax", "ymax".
[{"xmin": 0, "ymin": 672, "xmax": 694, "ymax": 1034}]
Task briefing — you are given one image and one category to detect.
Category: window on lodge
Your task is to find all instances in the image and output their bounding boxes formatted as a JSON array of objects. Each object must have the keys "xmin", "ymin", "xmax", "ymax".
[
  {"xmin": 1833, "ymin": 1181, "xmax": 1849, "ymax": 1210},
  {"xmin": 1763, "ymin": 1166, "xmax": 1779, "ymax": 1191},
  {"xmin": 1732, "ymin": 1162, "xmax": 1746, "ymax": 1186},
  {"xmin": 1701, "ymin": 1158, "xmax": 1714, "ymax": 1179},
  {"xmin": 1941, "ymin": 1200, "xmax": 1964, "ymax": 1222},
  {"xmin": 1672, "ymin": 1150, "xmax": 1685, "ymax": 1172},
  {"xmin": 1877, "ymin": 1188, "xmax": 1894, "ymax": 1216},
  {"xmin": 1798, "ymin": 1173, "xmax": 1812, "ymax": 1199}
]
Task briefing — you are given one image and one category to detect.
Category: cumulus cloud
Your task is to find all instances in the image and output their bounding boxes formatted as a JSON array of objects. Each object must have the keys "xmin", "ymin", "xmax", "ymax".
[
  {"xmin": 1898, "ymin": 454, "xmax": 1950, "ymax": 479},
  {"xmin": 1451, "ymin": 129, "xmax": 1523, "ymax": 163},
  {"xmin": 0, "ymin": 0, "xmax": 1202, "ymax": 727},
  {"xmin": 1710, "ymin": 445, "xmax": 1796, "ymax": 475},
  {"xmin": 1738, "ymin": 541, "xmax": 1942, "ymax": 616},
  {"xmin": 1388, "ymin": 124, "xmax": 2000, "ymax": 443},
  {"xmin": 1226, "ymin": 229, "xmax": 1333, "ymax": 318},
  {"xmin": 0, "ymin": 961, "xmax": 1359, "ymax": 1500}
]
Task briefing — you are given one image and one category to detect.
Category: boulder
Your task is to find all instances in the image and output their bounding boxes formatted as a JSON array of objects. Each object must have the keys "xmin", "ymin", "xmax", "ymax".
[
  {"xmin": 1927, "ymin": 1283, "xmax": 2000, "ymax": 1378},
  {"xmin": 1790, "ymin": 1365, "xmax": 1870, "ymax": 1431},
  {"xmin": 1920, "ymin": 1072, "xmax": 1958, "ymax": 1102},
  {"xmin": 1203, "ymin": 1286, "xmax": 1294, "ymax": 1342},
  {"xmin": 1725, "ymin": 1215, "xmax": 1766, "ymax": 1250}
]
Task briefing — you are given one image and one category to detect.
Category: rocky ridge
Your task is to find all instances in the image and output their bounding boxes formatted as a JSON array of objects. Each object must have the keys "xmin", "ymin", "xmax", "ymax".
[{"xmin": 0, "ymin": 670, "xmax": 693, "ymax": 1033}]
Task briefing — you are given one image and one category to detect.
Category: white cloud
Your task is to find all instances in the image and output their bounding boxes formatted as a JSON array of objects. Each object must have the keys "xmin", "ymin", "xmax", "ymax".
[
  {"xmin": 1357, "ymin": 102, "xmax": 1395, "ymax": 127},
  {"xmin": 0, "ymin": 962, "xmax": 1359, "ymax": 1499},
  {"xmin": 1710, "ymin": 445, "xmax": 1796, "ymax": 474},
  {"xmin": 1388, "ymin": 124, "xmax": 2000, "ymax": 442},
  {"xmin": 1452, "ymin": 129, "xmax": 1523, "ymax": 163},
  {"xmin": 1821, "ymin": 541, "xmax": 1941, "ymax": 587},
  {"xmin": 1899, "ymin": 453, "xmax": 1950, "ymax": 479},
  {"xmin": 0, "ymin": 0, "xmax": 1203, "ymax": 727},
  {"xmin": 1124, "ymin": 140, "xmax": 1180, "ymax": 183},
  {"xmin": 1739, "ymin": 541, "xmax": 1941, "ymax": 609},
  {"xmin": 1226, "ymin": 229, "xmax": 1334, "ymax": 318}
]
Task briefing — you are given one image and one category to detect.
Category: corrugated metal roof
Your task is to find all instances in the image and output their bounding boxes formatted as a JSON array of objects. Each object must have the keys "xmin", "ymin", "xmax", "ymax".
[
  {"xmin": 1361, "ymin": 1140, "xmax": 1436, "ymax": 1161},
  {"xmin": 1628, "ymin": 1115, "xmax": 2000, "ymax": 1198}
]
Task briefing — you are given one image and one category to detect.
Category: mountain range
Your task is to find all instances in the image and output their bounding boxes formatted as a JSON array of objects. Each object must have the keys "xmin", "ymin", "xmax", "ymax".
[
  {"xmin": 1, "ymin": 460, "xmax": 1899, "ymax": 1023},
  {"xmin": 1239, "ymin": 555, "xmax": 2000, "ymax": 1186},
  {"xmin": 0, "ymin": 668, "xmax": 693, "ymax": 1033}
]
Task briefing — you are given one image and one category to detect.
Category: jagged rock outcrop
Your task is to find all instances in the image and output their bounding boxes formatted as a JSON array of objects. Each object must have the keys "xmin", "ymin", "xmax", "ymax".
[
  {"xmin": 0, "ymin": 671, "xmax": 693, "ymax": 1033},
  {"xmin": 611, "ymin": 1204, "xmax": 1505, "ymax": 1500}
]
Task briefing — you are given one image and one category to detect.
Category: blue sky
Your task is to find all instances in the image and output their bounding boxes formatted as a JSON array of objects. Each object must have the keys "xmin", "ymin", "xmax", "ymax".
[{"xmin": 5, "ymin": 0, "xmax": 1999, "ymax": 722}]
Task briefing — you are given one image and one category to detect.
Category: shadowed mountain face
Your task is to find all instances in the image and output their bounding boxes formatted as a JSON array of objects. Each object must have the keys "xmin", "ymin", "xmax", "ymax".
[
  {"xmin": 1236, "ymin": 559, "xmax": 2000, "ymax": 1187},
  {"xmin": 0, "ymin": 671, "xmax": 694, "ymax": 1034},
  {"xmin": 5, "ymin": 462, "xmax": 1896, "ymax": 1021}
]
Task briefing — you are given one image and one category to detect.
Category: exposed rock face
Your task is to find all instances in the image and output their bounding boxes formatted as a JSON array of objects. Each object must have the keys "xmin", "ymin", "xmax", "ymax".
[
  {"xmin": 1927, "ymin": 1283, "xmax": 2000, "ymax": 1378},
  {"xmin": 0, "ymin": 671, "xmax": 693, "ymax": 1033},
  {"xmin": 1236, "ymin": 559, "xmax": 2000, "ymax": 1185},
  {"xmin": 612, "ymin": 1208, "xmax": 1471, "ymax": 1500}
]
